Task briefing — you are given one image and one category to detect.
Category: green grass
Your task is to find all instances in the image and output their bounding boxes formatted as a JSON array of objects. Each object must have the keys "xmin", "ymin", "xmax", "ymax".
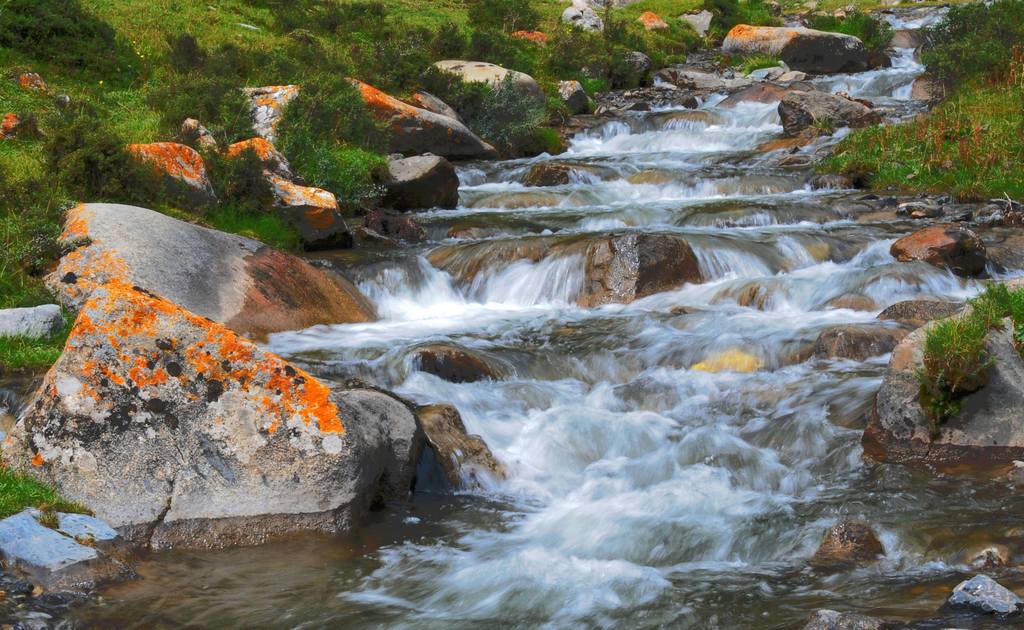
[
  {"xmin": 807, "ymin": 11, "xmax": 893, "ymax": 54},
  {"xmin": 737, "ymin": 53, "xmax": 782, "ymax": 74},
  {"xmin": 205, "ymin": 206, "xmax": 302, "ymax": 251},
  {"xmin": 0, "ymin": 467, "xmax": 91, "ymax": 520},
  {"xmin": 0, "ymin": 314, "xmax": 72, "ymax": 373},
  {"xmin": 823, "ymin": 84, "xmax": 1024, "ymax": 202}
]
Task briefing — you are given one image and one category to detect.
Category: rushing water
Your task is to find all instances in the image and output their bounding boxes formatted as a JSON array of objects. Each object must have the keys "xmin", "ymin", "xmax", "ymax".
[{"xmin": 73, "ymin": 9, "xmax": 1024, "ymax": 629}]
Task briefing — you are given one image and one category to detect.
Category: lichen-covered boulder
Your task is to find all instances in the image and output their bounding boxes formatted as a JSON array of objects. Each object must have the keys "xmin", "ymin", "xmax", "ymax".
[
  {"xmin": 407, "ymin": 91, "xmax": 462, "ymax": 122},
  {"xmin": 127, "ymin": 142, "xmax": 217, "ymax": 208},
  {"xmin": 877, "ymin": 298, "xmax": 962, "ymax": 328},
  {"xmin": 723, "ymin": 25, "xmax": 869, "ymax": 73},
  {"xmin": 242, "ymin": 85, "xmax": 299, "ymax": 142},
  {"xmin": 352, "ymin": 80, "xmax": 498, "ymax": 160},
  {"xmin": 47, "ymin": 203, "xmax": 374, "ymax": 338},
  {"xmin": 265, "ymin": 173, "xmax": 350, "ymax": 249},
  {"xmin": 778, "ymin": 90, "xmax": 881, "ymax": 137},
  {"xmin": 383, "ymin": 155, "xmax": 459, "ymax": 211},
  {"xmin": 1, "ymin": 112, "xmax": 35, "ymax": 140},
  {"xmin": 637, "ymin": 11, "xmax": 668, "ymax": 30},
  {"xmin": 416, "ymin": 404, "xmax": 506, "ymax": 489},
  {"xmin": 890, "ymin": 225, "xmax": 988, "ymax": 277},
  {"xmin": 17, "ymin": 72, "xmax": 47, "ymax": 92},
  {"xmin": 433, "ymin": 60, "xmax": 546, "ymax": 110},
  {"xmin": 2, "ymin": 282, "xmax": 423, "ymax": 549},
  {"xmin": 226, "ymin": 137, "xmax": 294, "ymax": 180}
]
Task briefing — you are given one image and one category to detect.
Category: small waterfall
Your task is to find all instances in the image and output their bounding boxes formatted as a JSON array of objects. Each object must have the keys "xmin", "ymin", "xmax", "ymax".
[{"xmin": 468, "ymin": 255, "xmax": 585, "ymax": 307}]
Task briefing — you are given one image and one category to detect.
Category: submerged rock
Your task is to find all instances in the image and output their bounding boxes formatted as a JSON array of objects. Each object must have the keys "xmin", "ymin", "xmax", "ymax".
[
  {"xmin": 353, "ymin": 80, "xmax": 498, "ymax": 160},
  {"xmin": 523, "ymin": 162, "xmax": 602, "ymax": 187},
  {"xmin": 691, "ymin": 348, "xmax": 764, "ymax": 373},
  {"xmin": 800, "ymin": 609, "xmax": 891, "ymax": 629},
  {"xmin": 890, "ymin": 225, "xmax": 988, "ymax": 277},
  {"xmin": 416, "ymin": 403, "xmax": 507, "ymax": 489},
  {"xmin": 383, "ymin": 155, "xmax": 460, "ymax": 211},
  {"xmin": 812, "ymin": 325, "xmax": 906, "ymax": 361},
  {"xmin": 944, "ymin": 575, "xmax": 1023, "ymax": 616},
  {"xmin": 412, "ymin": 344, "xmax": 501, "ymax": 383},
  {"xmin": 723, "ymin": 25, "xmax": 869, "ymax": 73},
  {"xmin": 0, "ymin": 305, "xmax": 63, "ymax": 339},
  {"xmin": 877, "ymin": 298, "xmax": 962, "ymax": 328},
  {"xmin": 809, "ymin": 520, "xmax": 884, "ymax": 568},
  {"xmin": 2, "ymin": 282, "xmax": 423, "ymax": 549},
  {"xmin": 47, "ymin": 203, "xmax": 374, "ymax": 338}
]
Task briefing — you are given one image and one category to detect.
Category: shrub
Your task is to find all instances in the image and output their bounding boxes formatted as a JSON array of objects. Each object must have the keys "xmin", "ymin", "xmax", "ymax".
[
  {"xmin": 0, "ymin": 0, "xmax": 138, "ymax": 81},
  {"xmin": 466, "ymin": 0, "xmax": 541, "ymax": 33},
  {"xmin": 808, "ymin": 12, "xmax": 894, "ymax": 56},
  {"xmin": 704, "ymin": 0, "xmax": 778, "ymax": 39},
  {"xmin": 922, "ymin": 0, "xmax": 1024, "ymax": 86}
]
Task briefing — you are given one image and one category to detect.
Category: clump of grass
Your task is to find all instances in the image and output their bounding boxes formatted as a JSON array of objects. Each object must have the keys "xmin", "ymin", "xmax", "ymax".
[
  {"xmin": 205, "ymin": 206, "xmax": 302, "ymax": 252},
  {"xmin": 807, "ymin": 11, "xmax": 893, "ymax": 56},
  {"xmin": 0, "ymin": 467, "xmax": 91, "ymax": 520},
  {"xmin": 737, "ymin": 54, "xmax": 782, "ymax": 75},
  {"xmin": 0, "ymin": 314, "xmax": 72, "ymax": 373},
  {"xmin": 918, "ymin": 283, "xmax": 1024, "ymax": 430}
]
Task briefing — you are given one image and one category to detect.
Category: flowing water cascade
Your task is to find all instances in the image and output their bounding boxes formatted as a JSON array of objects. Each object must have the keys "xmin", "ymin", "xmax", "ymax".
[{"xmin": 76, "ymin": 9, "xmax": 1024, "ymax": 628}]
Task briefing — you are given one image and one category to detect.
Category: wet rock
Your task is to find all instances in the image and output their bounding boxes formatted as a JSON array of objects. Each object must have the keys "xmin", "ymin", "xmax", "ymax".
[
  {"xmin": 813, "ymin": 325, "xmax": 906, "ymax": 361},
  {"xmin": 0, "ymin": 305, "xmax": 63, "ymax": 339},
  {"xmin": 691, "ymin": 348, "xmax": 763, "ymax": 373},
  {"xmin": 800, "ymin": 609, "xmax": 891, "ymax": 629},
  {"xmin": 416, "ymin": 403, "xmax": 507, "ymax": 489},
  {"xmin": 0, "ymin": 510, "xmax": 132, "ymax": 591},
  {"xmin": 382, "ymin": 155, "xmax": 459, "ymax": 211},
  {"xmin": 718, "ymin": 83, "xmax": 789, "ymax": 107},
  {"xmin": 127, "ymin": 142, "xmax": 217, "ymax": 208},
  {"xmin": 363, "ymin": 208, "xmax": 426, "ymax": 243},
  {"xmin": 2, "ymin": 282, "xmax": 423, "ymax": 549},
  {"xmin": 180, "ymin": 118, "xmax": 218, "ymax": 152},
  {"xmin": 562, "ymin": 3, "xmax": 604, "ymax": 31},
  {"xmin": 353, "ymin": 80, "xmax": 498, "ymax": 160},
  {"xmin": 864, "ymin": 322, "xmax": 1024, "ymax": 474},
  {"xmin": 407, "ymin": 90, "xmax": 463, "ymax": 122},
  {"xmin": 242, "ymin": 85, "xmax": 299, "ymax": 142},
  {"xmin": 896, "ymin": 200, "xmax": 942, "ymax": 219},
  {"xmin": 265, "ymin": 173, "xmax": 349, "ymax": 250},
  {"xmin": 778, "ymin": 70, "xmax": 809, "ymax": 82},
  {"xmin": 825, "ymin": 293, "xmax": 876, "ymax": 311},
  {"xmin": 412, "ymin": 344, "xmax": 501, "ymax": 383},
  {"xmin": 226, "ymin": 137, "xmax": 294, "ymax": 180},
  {"xmin": 778, "ymin": 90, "xmax": 881, "ymax": 137},
  {"xmin": 637, "ymin": 11, "xmax": 668, "ymax": 30},
  {"xmin": 723, "ymin": 25, "xmax": 869, "ymax": 74},
  {"xmin": 889, "ymin": 29, "xmax": 921, "ymax": 50},
  {"xmin": 963, "ymin": 544, "xmax": 1011, "ymax": 569},
  {"xmin": 434, "ymin": 60, "xmax": 545, "ymax": 110},
  {"xmin": 877, "ymin": 299, "xmax": 962, "ymax": 328},
  {"xmin": 890, "ymin": 225, "xmax": 987, "ymax": 277},
  {"xmin": 810, "ymin": 173, "xmax": 855, "ymax": 190},
  {"xmin": 944, "ymin": 575, "xmax": 1023, "ymax": 616},
  {"xmin": 558, "ymin": 80, "xmax": 590, "ymax": 115},
  {"xmin": 748, "ymin": 65, "xmax": 787, "ymax": 81},
  {"xmin": 654, "ymin": 67, "xmax": 752, "ymax": 92},
  {"xmin": 523, "ymin": 162, "xmax": 602, "ymax": 187},
  {"xmin": 579, "ymin": 233, "xmax": 702, "ymax": 307},
  {"xmin": 17, "ymin": 72, "xmax": 48, "ymax": 92},
  {"xmin": 681, "ymin": 10, "xmax": 713, "ymax": 37},
  {"xmin": 47, "ymin": 203, "xmax": 374, "ymax": 338},
  {"xmin": 809, "ymin": 520, "xmax": 884, "ymax": 568}
]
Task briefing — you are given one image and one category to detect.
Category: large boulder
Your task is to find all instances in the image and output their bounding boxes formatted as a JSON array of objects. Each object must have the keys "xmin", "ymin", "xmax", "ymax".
[
  {"xmin": 226, "ymin": 137, "xmax": 294, "ymax": 180},
  {"xmin": 2, "ymin": 282, "xmax": 424, "ymax": 549},
  {"xmin": 809, "ymin": 520, "xmax": 884, "ymax": 568},
  {"xmin": 722, "ymin": 25, "xmax": 869, "ymax": 73},
  {"xmin": 812, "ymin": 325, "xmax": 907, "ymax": 361},
  {"xmin": 778, "ymin": 90, "xmax": 881, "ymax": 136},
  {"xmin": 383, "ymin": 155, "xmax": 460, "ymax": 211},
  {"xmin": 890, "ymin": 225, "xmax": 987, "ymax": 277},
  {"xmin": 864, "ymin": 322, "xmax": 1024, "ymax": 475},
  {"xmin": 47, "ymin": 203, "xmax": 375, "ymax": 338},
  {"xmin": 242, "ymin": 85, "xmax": 300, "ymax": 142},
  {"xmin": 352, "ymin": 80, "xmax": 498, "ymax": 160},
  {"xmin": 126, "ymin": 142, "xmax": 217, "ymax": 208},
  {"xmin": 562, "ymin": 2, "xmax": 604, "ymax": 31},
  {"xmin": 0, "ymin": 305, "xmax": 63, "ymax": 339},
  {"xmin": 433, "ymin": 60, "xmax": 546, "ymax": 110},
  {"xmin": 416, "ymin": 403, "xmax": 507, "ymax": 489},
  {"xmin": 579, "ymin": 233, "xmax": 702, "ymax": 307}
]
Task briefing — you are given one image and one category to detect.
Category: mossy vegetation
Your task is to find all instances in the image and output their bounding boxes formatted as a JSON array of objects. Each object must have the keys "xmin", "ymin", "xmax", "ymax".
[
  {"xmin": 807, "ymin": 11, "xmax": 893, "ymax": 56},
  {"xmin": 0, "ymin": 466, "xmax": 90, "ymax": 519},
  {"xmin": 0, "ymin": 316, "xmax": 72, "ymax": 373},
  {"xmin": 824, "ymin": 0, "xmax": 1024, "ymax": 201}
]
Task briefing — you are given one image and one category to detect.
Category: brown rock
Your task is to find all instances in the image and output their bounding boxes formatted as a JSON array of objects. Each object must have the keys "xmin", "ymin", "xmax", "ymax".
[
  {"xmin": 638, "ymin": 11, "xmax": 669, "ymax": 30},
  {"xmin": 417, "ymin": 403, "xmax": 507, "ymax": 489},
  {"xmin": 877, "ymin": 298, "xmax": 962, "ymax": 328},
  {"xmin": 825, "ymin": 293, "xmax": 877, "ymax": 311},
  {"xmin": 266, "ymin": 173, "xmax": 349, "ymax": 250},
  {"xmin": 383, "ymin": 155, "xmax": 459, "ymax": 211},
  {"xmin": 963, "ymin": 543, "xmax": 1011, "ymax": 569},
  {"xmin": 810, "ymin": 520, "xmax": 884, "ymax": 568},
  {"xmin": 890, "ymin": 225, "xmax": 987, "ymax": 277},
  {"xmin": 911, "ymin": 75, "xmax": 942, "ymax": 101},
  {"xmin": 812, "ymin": 325, "xmax": 907, "ymax": 361},
  {"xmin": 412, "ymin": 344, "xmax": 501, "ymax": 383},
  {"xmin": 127, "ymin": 142, "xmax": 217, "ymax": 208},
  {"xmin": 718, "ymin": 83, "xmax": 788, "ymax": 108},
  {"xmin": 363, "ymin": 208, "xmax": 426, "ymax": 243},
  {"xmin": 579, "ymin": 234, "xmax": 702, "ymax": 308},
  {"xmin": 778, "ymin": 90, "xmax": 881, "ymax": 137},
  {"xmin": 523, "ymin": 162, "xmax": 599, "ymax": 187}
]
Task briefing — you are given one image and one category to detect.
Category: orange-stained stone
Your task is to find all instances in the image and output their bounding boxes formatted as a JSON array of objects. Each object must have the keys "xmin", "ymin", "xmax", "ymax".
[
  {"xmin": 638, "ymin": 11, "xmax": 669, "ymax": 30},
  {"xmin": 511, "ymin": 30, "xmax": 548, "ymax": 44},
  {"xmin": 226, "ymin": 137, "xmax": 277, "ymax": 161},
  {"xmin": 1, "ymin": 113, "xmax": 20, "ymax": 139},
  {"xmin": 18, "ymin": 72, "xmax": 47, "ymax": 92},
  {"xmin": 127, "ymin": 142, "xmax": 208, "ymax": 183}
]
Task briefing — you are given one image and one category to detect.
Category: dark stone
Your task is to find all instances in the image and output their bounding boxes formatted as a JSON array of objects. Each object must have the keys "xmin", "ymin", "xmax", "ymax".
[
  {"xmin": 810, "ymin": 520, "xmax": 884, "ymax": 568},
  {"xmin": 412, "ymin": 344, "xmax": 501, "ymax": 383}
]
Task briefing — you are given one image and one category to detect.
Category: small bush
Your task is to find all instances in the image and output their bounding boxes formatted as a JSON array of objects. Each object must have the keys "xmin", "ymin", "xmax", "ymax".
[
  {"xmin": 922, "ymin": 0, "xmax": 1024, "ymax": 86},
  {"xmin": 704, "ymin": 0, "xmax": 778, "ymax": 39},
  {"xmin": 466, "ymin": 0, "xmax": 540, "ymax": 33},
  {"xmin": 808, "ymin": 12, "xmax": 894, "ymax": 56},
  {"xmin": 205, "ymin": 205, "xmax": 302, "ymax": 251}
]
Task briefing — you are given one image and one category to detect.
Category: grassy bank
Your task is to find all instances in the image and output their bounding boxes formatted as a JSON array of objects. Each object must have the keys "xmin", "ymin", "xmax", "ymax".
[
  {"xmin": 0, "ymin": 467, "xmax": 90, "ymax": 520},
  {"xmin": 823, "ymin": 0, "xmax": 1024, "ymax": 202}
]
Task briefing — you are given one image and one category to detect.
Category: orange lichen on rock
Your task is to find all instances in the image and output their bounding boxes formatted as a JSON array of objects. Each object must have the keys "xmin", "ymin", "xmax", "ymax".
[
  {"xmin": 1, "ymin": 113, "xmax": 20, "ymax": 139},
  {"xmin": 724, "ymin": 25, "xmax": 799, "ymax": 52},
  {"xmin": 18, "ymin": 72, "xmax": 47, "ymax": 91},
  {"xmin": 511, "ymin": 30, "xmax": 548, "ymax": 44},
  {"xmin": 226, "ymin": 137, "xmax": 277, "ymax": 161},
  {"xmin": 352, "ymin": 79, "xmax": 423, "ymax": 120},
  {"xmin": 638, "ymin": 11, "xmax": 669, "ymax": 30},
  {"xmin": 268, "ymin": 175, "xmax": 338, "ymax": 212},
  {"xmin": 31, "ymin": 452, "xmax": 44, "ymax": 466},
  {"xmin": 127, "ymin": 142, "xmax": 209, "ymax": 183}
]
